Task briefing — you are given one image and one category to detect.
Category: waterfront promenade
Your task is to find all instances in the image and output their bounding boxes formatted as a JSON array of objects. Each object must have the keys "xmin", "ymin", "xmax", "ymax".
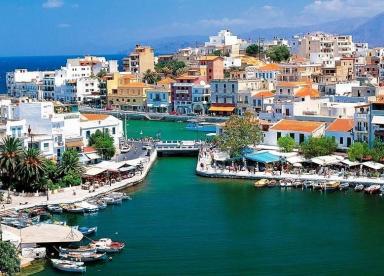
[
  {"xmin": 0, "ymin": 150, "xmax": 157, "ymax": 213},
  {"xmin": 196, "ymin": 151, "xmax": 384, "ymax": 185}
]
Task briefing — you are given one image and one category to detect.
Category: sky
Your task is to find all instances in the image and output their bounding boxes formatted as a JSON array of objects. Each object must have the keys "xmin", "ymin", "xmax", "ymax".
[{"xmin": 0, "ymin": 0, "xmax": 383, "ymax": 56}]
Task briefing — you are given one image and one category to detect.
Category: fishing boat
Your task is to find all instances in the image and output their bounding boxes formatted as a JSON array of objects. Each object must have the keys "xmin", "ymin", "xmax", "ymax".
[
  {"xmin": 62, "ymin": 204, "xmax": 85, "ymax": 214},
  {"xmin": 293, "ymin": 180, "xmax": 303, "ymax": 188},
  {"xmin": 185, "ymin": 120, "xmax": 216, "ymax": 133},
  {"xmin": 77, "ymin": 201, "xmax": 99, "ymax": 213},
  {"xmin": 78, "ymin": 226, "xmax": 98, "ymax": 236},
  {"xmin": 339, "ymin": 183, "xmax": 350, "ymax": 191},
  {"xmin": 312, "ymin": 182, "xmax": 323, "ymax": 190},
  {"xmin": 103, "ymin": 196, "xmax": 122, "ymax": 205},
  {"xmin": 364, "ymin": 185, "xmax": 381, "ymax": 195},
  {"xmin": 47, "ymin": 204, "xmax": 63, "ymax": 213},
  {"xmin": 51, "ymin": 259, "xmax": 86, "ymax": 273},
  {"xmin": 59, "ymin": 252, "xmax": 107, "ymax": 262},
  {"xmin": 254, "ymin": 179, "xmax": 269, "ymax": 188},
  {"xmin": 267, "ymin": 179, "xmax": 277, "ymax": 188},
  {"xmin": 59, "ymin": 246, "xmax": 97, "ymax": 254},
  {"xmin": 354, "ymin": 184, "xmax": 365, "ymax": 192},
  {"xmin": 120, "ymin": 145, "xmax": 131, "ymax": 153},
  {"xmin": 322, "ymin": 181, "xmax": 340, "ymax": 192},
  {"xmin": 92, "ymin": 238, "xmax": 125, "ymax": 253},
  {"xmin": 303, "ymin": 180, "xmax": 314, "ymax": 189}
]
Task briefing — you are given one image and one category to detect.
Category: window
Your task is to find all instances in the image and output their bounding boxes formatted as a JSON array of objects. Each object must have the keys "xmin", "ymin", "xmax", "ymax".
[
  {"xmin": 43, "ymin": 143, "xmax": 49, "ymax": 150},
  {"xmin": 277, "ymin": 132, "xmax": 281, "ymax": 140},
  {"xmin": 86, "ymin": 130, "xmax": 91, "ymax": 138},
  {"xmin": 299, "ymin": 134, "xmax": 304, "ymax": 143},
  {"xmin": 340, "ymin": 137, "xmax": 344, "ymax": 145},
  {"xmin": 290, "ymin": 133, "xmax": 295, "ymax": 139},
  {"xmin": 347, "ymin": 137, "xmax": 351, "ymax": 147},
  {"xmin": 112, "ymin": 127, "xmax": 116, "ymax": 134}
]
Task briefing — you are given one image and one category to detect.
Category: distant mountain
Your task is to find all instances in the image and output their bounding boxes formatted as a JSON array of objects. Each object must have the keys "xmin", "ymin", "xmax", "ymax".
[
  {"xmin": 351, "ymin": 12, "xmax": 384, "ymax": 46},
  {"xmin": 242, "ymin": 17, "xmax": 369, "ymax": 41}
]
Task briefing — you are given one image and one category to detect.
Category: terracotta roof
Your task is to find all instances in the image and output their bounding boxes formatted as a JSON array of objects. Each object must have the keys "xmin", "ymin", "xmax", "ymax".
[
  {"xmin": 83, "ymin": 146, "xmax": 96, "ymax": 153},
  {"xmin": 119, "ymin": 82, "xmax": 151, "ymax": 88},
  {"xmin": 81, "ymin": 113, "xmax": 109, "ymax": 121},
  {"xmin": 252, "ymin": 90, "xmax": 275, "ymax": 98},
  {"xmin": 277, "ymin": 81, "xmax": 308, "ymax": 87},
  {"xmin": 326, "ymin": 118, "xmax": 354, "ymax": 132},
  {"xmin": 270, "ymin": 119, "xmax": 325, "ymax": 133},
  {"xmin": 175, "ymin": 74, "xmax": 200, "ymax": 80},
  {"xmin": 294, "ymin": 86, "xmax": 319, "ymax": 98},
  {"xmin": 198, "ymin": 55, "xmax": 223, "ymax": 61},
  {"xmin": 258, "ymin": 63, "xmax": 281, "ymax": 71},
  {"xmin": 238, "ymin": 55, "xmax": 265, "ymax": 66},
  {"xmin": 157, "ymin": 77, "xmax": 176, "ymax": 85}
]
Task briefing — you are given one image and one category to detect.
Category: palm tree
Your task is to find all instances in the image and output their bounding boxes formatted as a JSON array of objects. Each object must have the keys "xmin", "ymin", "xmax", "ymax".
[
  {"xmin": 0, "ymin": 137, "xmax": 23, "ymax": 188},
  {"xmin": 58, "ymin": 149, "xmax": 85, "ymax": 177},
  {"xmin": 143, "ymin": 69, "xmax": 159, "ymax": 84},
  {"xmin": 18, "ymin": 148, "xmax": 45, "ymax": 191}
]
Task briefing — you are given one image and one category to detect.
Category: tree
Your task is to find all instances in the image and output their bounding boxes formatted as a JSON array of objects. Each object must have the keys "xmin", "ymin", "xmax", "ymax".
[
  {"xmin": 58, "ymin": 149, "xmax": 84, "ymax": 177},
  {"xmin": 348, "ymin": 142, "xmax": 369, "ymax": 161},
  {"xmin": 96, "ymin": 69, "xmax": 107, "ymax": 79},
  {"xmin": 246, "ymin": 44, "xmax": 263, "ymax": 57},
  {"xmin": 213, "ymin": 49, "xmax": 223, "ymax": 56},
  {"xmin": 18, "ymin": 148, "xmax": 45, "ymax": 192},
  {"xmin": 88, "ymin": 130, "xmax": 116, "ymax": 160},
  {"xmin": 369, "ymin": 139, "xmax": 384, "ymax": 162},
  {"xmin": 155, "ymin": 60, "xmax": 186, "ymax": 76},
  {"xmin": 0, "ymin": 137, "xmax": 23, "ymax": 189},
  {"xmin": 0, "ymin": 241, "xmax": 20, "ymax": 275},
  {"xmin": 216, "ymin": 113, "xmax": 263, "ymax": 157},
  {"xmin": 277, "ymin": 136, "xmax": 296, "ymax": 153},
  {"xmin": 300, "ymin": 136, "xmax": 337, "ymax": 158},
  {"xmin": 143, "ymin": 69, "xmax": 160, "ymax": 84},
  {"xmin": 266, "ymin": 45, "xmax": 290, "ymax": 62}
]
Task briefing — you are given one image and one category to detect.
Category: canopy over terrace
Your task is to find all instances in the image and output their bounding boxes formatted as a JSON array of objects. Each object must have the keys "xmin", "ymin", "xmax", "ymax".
[
  {"xmin": 84, "ymin": 167, "xmax": 107, "ymax": 177},
  {"xmin": 310, "ymin": 155, "xmax": 344, "ymax": 166},
  {"xmin": 245, "ymin": 151, "xmax": 281, "ymax": 163},
  {"xmin": 362, "ymin": 161, "xmax": 384, "ymax": 170}
]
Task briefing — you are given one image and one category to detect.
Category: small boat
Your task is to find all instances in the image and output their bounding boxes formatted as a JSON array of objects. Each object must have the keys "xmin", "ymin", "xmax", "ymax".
[
  {"xmin": 78, "ymin": 226, "xmax": 98, "ymax": 236},
  {"xmin": 267, "ymin": 179, "xmax": 277, "ymax": 188},
  {"xmin": 92, "ymin": 238, "xmax": 125, "ymax": 253},
  {"xmin": 62, "ymin": 204, "xmax": 85, "ymax": 214},
  {"xmin": 354, "ymin": 184, "xmax": 365, "ymax": 192},
  {"xmin": 51, "ymin": 259, "xmax": 86, "ymax": 273},
  {"xmin": 293, "ymin": 180, "xmax": 303, "ymax": 188},
  {"xmin": 339, "ymin": 183, "xmax": 350, "ymax": 191},
  {"xmin": 103, "ymin": 196, "xmax": 122, "ymax": 205},
  {"xmin": 254, "ymin": 179, "xmax": 269, "ymax": 188},
  {"xmin": 59, "ymin": 246, "xmax": 97, "ymax": 254},
  {"xmin": 364, "ymin": 185, "xmax": 381, "ymax": 195},
  {"xmin": 303, "ymin": 180, "xmax": 314, "ymax": 189},
  {"xmin": 120, "ymin": 145, "xmax": 131, "ymax": 153},
  {"xmin": 312, "ymin": 182, "xmax": 323, "ymax": 190},
  {"xmin": 322, "ymin": 181, "xmax": 340, "ymax": 192},
  {"xmin": 47, "ymin": 204, "xmax": 63, "ymax": 213},
  {"xmin": 77, "ymin": 201, "xmax": 99, "ymax": 213},
  {"xmin": 279, "ymin": 180, "xmax": 288, "ymax": 188},
  {"xmin": 186, "ymin": 121, "xmax": 216, "ymax": 133},
  {"xmin": 59, "ymin": 252, "xmax": 107, "ymax": 262}
]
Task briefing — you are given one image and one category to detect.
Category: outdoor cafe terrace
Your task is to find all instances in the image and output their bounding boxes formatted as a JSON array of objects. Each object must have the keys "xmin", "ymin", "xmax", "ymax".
[{"xmin": 197, "ymin": 146, "xmax": 384, "ymax": 185}]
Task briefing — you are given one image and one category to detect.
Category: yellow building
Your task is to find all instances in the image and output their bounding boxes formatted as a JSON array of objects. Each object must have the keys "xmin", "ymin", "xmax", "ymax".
[
  {"xmin": 108, "ymin": 82, "xmax": 152, "ymax": 111},
  {"xmin": 123, "ymin": 45, "xmax": 155, "ymax": 77}
]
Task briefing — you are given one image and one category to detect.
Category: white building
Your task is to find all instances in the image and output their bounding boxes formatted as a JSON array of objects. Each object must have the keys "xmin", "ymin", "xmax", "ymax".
[{"xmin": 325, "ymin": 118, "xmax": 354, "ymax": 150}]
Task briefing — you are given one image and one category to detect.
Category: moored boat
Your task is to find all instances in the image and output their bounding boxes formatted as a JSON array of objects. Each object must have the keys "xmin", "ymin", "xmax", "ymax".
[
  {"xmin": 77, "ymin": 201, "xmax": 99, "ymax": 213},
  {"xmin": 267, "ymin": 179, "xmax": 277, "ymax": 188},
  {"xmin": 312, "ymin": 182, "xmax": 323, "ymax": 190},
  {"xmin": 322, "ymin": 181, "xmax": 340, "ymax": 192},
  {"xmin": 62, "ymin": 204, "xmax": 85, "ymax": 214},
  {"xmin": 254, "ymin": 179, "xmax": 269, "ymax": 188},
  {"xmin": 364, "ymin": 185, "xmax": 381, "ymax": 195},
  {"xmin": 59, "ymin": 246, "xmax": 97, "ymax": 254},
  {"xmin": 78, "ymin": 226, "xmax": 98, "ymax": 236},
  {"xmin": 92, "ymin": 238, "xmax": 125, "ymax": 253},
  {"xmin": 51, "ymin": 259, "xmax": 86, "ymax": 273},
  {"xmin": 293, "ymin": 180, "xmax": 303, "ymax": 188},
  {"xmin": 59, "ymin": 252, "xmax": 107, "ymax": 262},
  {"xmin": 47, "ymin": 204, "xmax": 63, "ymax": 213},
  {"xmin": 354, "ymin": 184, "xmax": 365, "ymax": 192},
  {"xmin": 186, "ymin": 121, "xmax": 216, "ymax": 132},
  {"xmin": 339, "ymin": 183, "xmax": 350, "ymax": 191}
]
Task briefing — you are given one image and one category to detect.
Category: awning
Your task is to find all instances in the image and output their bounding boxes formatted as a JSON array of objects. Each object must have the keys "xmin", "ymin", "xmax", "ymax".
[
  {"xmin": 209, "ymin": 106, "xmax": 235, "ymax": 112},
  {"xmin": 311, "ymin": 155, "xmax": 344, "ymax": 166},
  {"xmin": 372, "ymin": 116, "xmax": 384, "ymax": 125},
  {"xmin": 341, "ymin": 159, "xmax": 360, "ymax": 167},
  {"xmin": 245, "ymin": 151, "xmax": 281, "ymax": 163},
  {"xmin": 160, "ymin": 104, "xmax": 168, "ymax": 108},
  {"xmin": 86, "ymin": 153, "xmax": 101, "ymax": 160},
  {"xmin": 363, "ymin": 161, "xmax": 384, "ymax": 170},
  {"xmin": 147, "ymin": 104, "xmax": 153, "ymax": 107},
  {"xmin": 213, "ymin": 152, "xmax": 230, "ymax": 161},
  {"xmin": 84, "ymin": 167, "xmax": 107, "ymax": 176},
  {"xmin": 286, "ymin": 155, "xmax": 307, "ymax": 164},
  {"xmin": 79, "ymin": 153, "xmax": 91, "ymax": 163},
  {"xmin": 119, "ymin": 166, "xmax": 136, "ymax": 172}
]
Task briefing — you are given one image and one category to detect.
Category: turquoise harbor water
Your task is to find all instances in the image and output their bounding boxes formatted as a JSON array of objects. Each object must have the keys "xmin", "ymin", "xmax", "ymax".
[{"xmin": 39, "ymin": 120, "xmax": 384, "ymax": 275}]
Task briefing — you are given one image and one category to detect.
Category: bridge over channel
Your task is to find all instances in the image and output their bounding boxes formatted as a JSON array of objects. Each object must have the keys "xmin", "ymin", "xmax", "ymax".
[{"xmin": 155, "ymin": 140, "xmax": 203, "ymax": 156}]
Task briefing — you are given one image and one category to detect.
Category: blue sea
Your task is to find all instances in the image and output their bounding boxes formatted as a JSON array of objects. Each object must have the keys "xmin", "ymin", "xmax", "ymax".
[{"xmin": 0, "ymin": 54, "xmax": 124, "ymax": 93}]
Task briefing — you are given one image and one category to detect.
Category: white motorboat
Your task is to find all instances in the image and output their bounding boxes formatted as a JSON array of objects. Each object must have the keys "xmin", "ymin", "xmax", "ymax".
[
  {"xmin": 47, "ymin": 204, "xmax": 63, "ymax": 213},
  {"xmin": 51, "ymin": 259, "xmax": 86, "ymax": 273}
]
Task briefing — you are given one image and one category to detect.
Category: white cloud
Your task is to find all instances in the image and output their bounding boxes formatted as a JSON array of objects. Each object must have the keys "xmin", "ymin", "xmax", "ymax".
[
  {"xmin": 42, "ymin": 0, "xmax": 64, "ymax": 8},
  {"xmin": 57, "ymin": 23, "xmax": 70, "ymax": 28},
  {"xmin": 302, "ymin": 0, "xmax": 384, "ymax": 21}
]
